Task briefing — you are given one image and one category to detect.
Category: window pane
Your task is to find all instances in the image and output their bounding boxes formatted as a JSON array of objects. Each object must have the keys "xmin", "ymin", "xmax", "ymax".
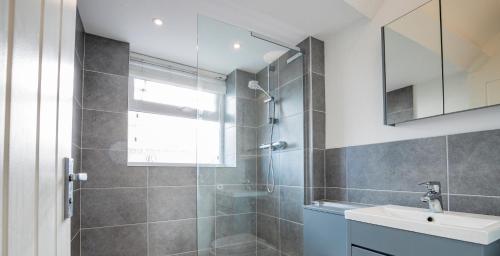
[
  {"xmin": 133, "ymin": 78, "xmax": 217, "ymax": 112},
  {"xmin": 128, "ymin": 111, "xmax": 220, "ymax": 165}
]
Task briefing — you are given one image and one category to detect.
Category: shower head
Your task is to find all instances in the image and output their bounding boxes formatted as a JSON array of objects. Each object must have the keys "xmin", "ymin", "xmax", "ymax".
[{"xmin": 248, "ymin": 80, "xmax": 273, "ymax": 102}]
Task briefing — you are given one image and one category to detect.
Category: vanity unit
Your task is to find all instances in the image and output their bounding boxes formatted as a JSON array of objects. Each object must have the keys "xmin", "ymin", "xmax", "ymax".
[
  {"xmin": 345, "ymin": 205, "xmax": 500, "ymax": 256},
  {"xmin": 304, "ymin": 201, "xmax": 367, "ymax": 256}
]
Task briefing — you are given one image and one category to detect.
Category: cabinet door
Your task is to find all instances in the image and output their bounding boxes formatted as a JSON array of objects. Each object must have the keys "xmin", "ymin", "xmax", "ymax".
[{"xmin": 352, "ymin": 246, "xmax": 386, "ymax": 256}]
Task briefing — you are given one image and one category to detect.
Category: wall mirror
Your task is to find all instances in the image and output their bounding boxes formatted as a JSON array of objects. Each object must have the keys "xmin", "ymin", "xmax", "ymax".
[
  {"xmin": 383, "ymin": 0, "xmax": 500, "ymax": 125},
  {"xmin": 441, "ymin": 0, "xmax": 500, "ymax": 113},
  {"xmin": 382, "ymin": 0, "xmax": 443, "ymax": 125}
]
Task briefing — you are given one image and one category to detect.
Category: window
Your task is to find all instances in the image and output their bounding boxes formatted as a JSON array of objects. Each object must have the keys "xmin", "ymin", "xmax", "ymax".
[{"xmin": 128, "ymin": 77, "xmax": 224, "ymax": 165}]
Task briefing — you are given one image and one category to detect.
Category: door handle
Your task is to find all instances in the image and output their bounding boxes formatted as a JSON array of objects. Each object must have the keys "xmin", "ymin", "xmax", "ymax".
[{"xmin": 64, "ymin": 157, "xmax": 87, "ymax": 219}]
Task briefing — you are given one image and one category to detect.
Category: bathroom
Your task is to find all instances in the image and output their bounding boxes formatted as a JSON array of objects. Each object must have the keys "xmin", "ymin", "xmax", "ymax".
[{"xmin": 1, "ymin": 0, "xmax": 500, "ymax": 255}]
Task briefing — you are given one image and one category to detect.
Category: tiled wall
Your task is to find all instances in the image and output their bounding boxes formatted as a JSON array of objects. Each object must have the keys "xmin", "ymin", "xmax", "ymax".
[
  {"xmin": 71, "ymin": 9, "xmax": 85, "ymax": 256},
  {"xmin": 322, "ymin": 129, "xmax": 500, "ymax": 216}
]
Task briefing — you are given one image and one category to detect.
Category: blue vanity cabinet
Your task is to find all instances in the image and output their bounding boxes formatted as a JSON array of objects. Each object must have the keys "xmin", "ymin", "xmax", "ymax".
[
  {"xmin": 347, "ymin": 220, "xmax": 500, "ymax": 256},
  {"xmin": 304, "ymin": 202, "xmax": 367, "ymax": 256}
]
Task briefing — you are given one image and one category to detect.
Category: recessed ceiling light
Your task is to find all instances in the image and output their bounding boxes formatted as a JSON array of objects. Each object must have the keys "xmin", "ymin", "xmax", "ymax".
[
  {"xmin": 233, "ymin": 42, "xmax": 241, "ymax": 49},
  {"xmin": 152, "ymin": 18, "xmax": 163, "ymax": 26}
]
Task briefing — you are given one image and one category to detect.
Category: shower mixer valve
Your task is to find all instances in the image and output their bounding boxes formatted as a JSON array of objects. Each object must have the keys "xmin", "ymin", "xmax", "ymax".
[{"xmin": 259, "ymin": 141, "xmax": 287, "ymax": 151}]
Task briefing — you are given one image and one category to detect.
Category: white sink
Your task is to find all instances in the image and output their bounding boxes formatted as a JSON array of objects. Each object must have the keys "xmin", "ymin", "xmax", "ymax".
[{"xmin": 345, "ymin": 205, "xmax": 500, "ymax": 245}]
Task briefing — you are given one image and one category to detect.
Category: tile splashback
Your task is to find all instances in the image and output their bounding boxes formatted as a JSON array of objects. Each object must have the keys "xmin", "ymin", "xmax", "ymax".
[{"xmin": 322, "ymin": 128, "xmax": 500, "ymax": 216}]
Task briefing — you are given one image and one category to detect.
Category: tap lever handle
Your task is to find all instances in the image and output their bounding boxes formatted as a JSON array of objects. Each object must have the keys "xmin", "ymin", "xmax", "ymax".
[{"xmin": 419, "ymin": 181, "xmax": 441, "ymax": 192}]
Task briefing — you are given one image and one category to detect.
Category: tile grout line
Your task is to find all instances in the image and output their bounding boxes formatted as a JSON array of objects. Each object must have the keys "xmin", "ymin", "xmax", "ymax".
[{"xmin": 446, "ymin": 136, "xmax": 451, "ymax": 211}]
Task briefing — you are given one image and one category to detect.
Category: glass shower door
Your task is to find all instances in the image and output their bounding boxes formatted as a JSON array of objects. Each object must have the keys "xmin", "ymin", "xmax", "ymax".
[{"xmin": 196, "ymin": 15, "xmax": 304, "ymax": 256}]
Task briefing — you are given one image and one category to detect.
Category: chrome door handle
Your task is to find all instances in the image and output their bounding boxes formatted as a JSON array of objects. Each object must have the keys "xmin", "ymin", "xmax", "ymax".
[
  {"xmin": 69, "ymin": 173, "xmax": 88, "ymax": 182},
  {"xmin": 65, "ymin": 157, "xmax": 88, "ymax": 219}
]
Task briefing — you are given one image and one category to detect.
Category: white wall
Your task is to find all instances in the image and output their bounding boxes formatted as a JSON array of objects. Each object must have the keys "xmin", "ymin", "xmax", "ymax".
[{"xmin": 324, "ymin": 0, "xmax": 500, "ymax": 148}]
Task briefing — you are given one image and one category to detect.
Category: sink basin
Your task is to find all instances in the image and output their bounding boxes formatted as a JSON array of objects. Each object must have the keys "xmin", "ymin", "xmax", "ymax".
[{"xmin": 345, "ymin": 205, "xmax": 500, "ymax": 245}]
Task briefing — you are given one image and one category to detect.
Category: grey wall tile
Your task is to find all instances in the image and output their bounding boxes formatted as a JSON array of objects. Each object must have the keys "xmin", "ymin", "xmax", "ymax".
[
  {"xmin": 448, "ymin": 129, "xmax": 500, "ymax": 196},
  {"xmin": 310, "ymin": 37, "xmax": 325, "ymax": 75},
  {"xmin": 237, "ymin": 126, "xmax": 257, "ymax": 156},
  {"xmin": 257, "ymin": 124, "xmax": 280, "ymax": 156},
  {"xmin": 148, "ymin": 187, "xmax": 196, "ymax": 221},
  {"xmin": 197, "ymin": 217, "xmax": 216, "ymax": 250},
  {"xmin": 307, "ymin": 187, "xmax": 326, "ymax": 201},
  {"xmin": 257, "ymin": 244, "xmax": 280, "ymax": 256},
  {"xmin": 75, "ymin": 10, "xmax": 85, "ymax": 65},
  {"xmin": 216, "ymin": 242, "xmax": 257, "ymax": 255},
  {"xmin": 83, "ymin": 71, "xmax": 128, "ymax": 113},
  {"xmin": 309, "ymin": 149, "xmax": 324, "ymax": 188},
  {"xmin": 237, "ymin": 97, "xmax": 258, "ymax": 127},
  {"xmin": 72, "ymin": 145, "xmax": 81, "ymax": 189},
  {"xmin": 198, "ymin": 167, "xmax": 215, "ymax": 186},
  {"xmin": 348, "ymin": 189, "xmax": 448, "ymax": 209},
  {"xmin": 236, "ymin": 70, "xmax": 256, "ymax": 99},
  {"xmin": 325, "ymin": 188, "xmax": 347, "ymax": 201},
  {"xmin": 256, "ymin": 185, "xmax": 279, "ymax": 217},
  {"xmin": 279, "ymin": 150, "xmax": 304, "ymax": 187},
  {"xmin": 81, "ymin": 188, "xmax": 146, "ymax": 228},
  {"xmin": 71, "ymin": 190, "xmax": 80, "ymax": 238},
  {"xmin": 216, "ymin": 156, "xmax": 256, "ymax": 185},
  {"xmin": 149, "ymin": 220, "xmax": 197, "ymax": 256},
  {"xmin": 81, "ymin": 224, "xmax": 147, "ymax": 256},
  {"xmin": 279, "ymin": 77, "xmax": 303, "ymax": 118},
  {"xmin": 279, "ymin": 220, "xmax": 303, "ymax": 256},
  {"xmin": 148, "ymin": 166, "xmax": 196, "ymax": 186},
  {"xmin": 226, "ymin": 71, "xmax": 236, "ymax": 98},
  {"xmin": 312, "ymin": 111, "xmax": 325, "ymax": 149},
  {"xmin": 82, "ymin": 109, "xmax": 127, "ymax": 150},
  {"xmin": 325, "ymin": 148, "xmax": 347, "ymax": 188},
  {"xmin": 198, "ymin": 186, "xmax": 216, "ymax": 217},
  {"xmin": 279, "ymin": 186, "xmax": 304, "ymax": 223},
  {"xmin": 74, "ymin": 55, "xmax": 83, "ymax": 105},
  {"xmin": 278, "ymin": 50, "xmax": 303, "ymax": 87},
  {"xmin": 449, "ymin": 195, "xmax": 500, "ymax": 216},
  {"xmin": 279, "ymin": 114, "xmax": 304, "ymax": 152},
  {"xmin": 84, "ymin": 34, "xmax": 129, "ymax": 76},
  {"xmin": 71, "ymin": 232, "xmax": 80, "ymax": 256},
  {"xmin": 72, "ymin": 99, "xmax": 81, "ymax": 147},
  {"xmin": 215, "ymin": 213, "xmax": 256, "ymax": 247},
  {"xmin": 268, "ymin": 61, "xmax": 279, "ymax": 92},
  {"xmin": 311, "ymin": 73, "xmax": 325, "ymax": 112},
  {"xmin": 257, "ymin": 214, "xmax": 279, "ymax": 250},
  {"xmin": 297, "ymin": 38, "xmax": 310, "ymax": 75},
  {"xmin": 225, "ymin": 96, "xmax": 236, "ymax": 127},
  {"xmin": 216, "ymin": 185, "xmax": 256, "ymax": 215},
  {"xmin": 256, "ymin": 67, "xmax": 269, "ymax": 92},
  {"xmin": 82, "ymin": 149, "xmax": 146, "ymax": 188},
  {"xmin": 257, "ymin": 153, "xmax": 280, "ymax": 185},
  {"xmin": 347, "ymin": 137, "xmax": 447, "ymax": 192}
]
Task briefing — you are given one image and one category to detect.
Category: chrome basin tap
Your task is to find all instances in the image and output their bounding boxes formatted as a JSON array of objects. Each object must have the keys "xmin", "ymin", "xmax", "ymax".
[{"xmin": 419, "ymin": 181, "xmax": 443, "ymax": 213}]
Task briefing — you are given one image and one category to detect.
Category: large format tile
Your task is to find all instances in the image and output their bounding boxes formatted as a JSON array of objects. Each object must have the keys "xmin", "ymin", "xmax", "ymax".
[
  {"xmin": 279, "ymin": 220, "xmax": 303, "ymax": 256},
  {"xmin": 256, "ymin": 185, "xmax": 279, "ymax": 217},
  {"xmin": 279, "ymin": 113, "xmax": 304, "ymax": 152},
  {"xmin": 308, "ymin": 149, "xmax": 324, "ymax": 188},
  {"xmin": 82, "ymin": 109, "xmax": 127, "ymax": 150},
  {"xmin": 325, "ymin": 148, "xmax": 347, "ymax": 188},
  {"xmin": 148, "ymin": 166, "xmax": 196, "ymax": 186},
  {"xmin": 347, "ymin": 136, "xmax": 447, "ymax": 192},
  {"xmin": 279, "ymin": 150, "xmax": 304, "ymax": 187},
  {"xmin": 235, "ymin": 70, "xmax": 256, "ymax": 99},
  {"xmin": 75, "ymin": 10, "xmax": 85, "ymax": 65},
  {"xmin": 198, "ymin": 217, "xmax": 216, "ymax": 250},
  {"xmin": 325, "ymin": 187, "xmax": 347, "ymax": 201},
  {"xmin": 278, "ymin": 50, "xmax": 303, "ymax": 87},
  {"xmin": 84, "ymin": 34, "xmax": 129, "ymax": 76},
  {"xmin": 310, "ymin": 37, "xmax": 325, "ymax": 75},
  {"xmin": 83, "ymin": 71, "xmax": 128, "ymax": 113},
  {"xmin": 449, "ymin": 195, "xmax": 500, "ymax": 216},
  {"xmin": 148, "ymin": 186, "xmax": 196, "ymax": 221},
  {"xmin": 81, "ymin": 224, "xmax": 147, "ymax": 256},
  {"xmin": 237, "ymin": 126, "xmax": 257, "ymax": 156},
  {"xmin": 279, "ymin": 186, "xmax": 304, "ymax": 223},
  {"xmin": 72, "ymin": 145, "xmax": 81, "ymax": 189},
  {"xmin": 81, "ymin": 188, "xmax": 146, "ymax": 228},
  {"xmin": 312, "ymin": 111, "xmax": 325, "ymax": 149},
  {"xmin": 216, "ymin": 185, "xmax": 256, "ymax": 215},
  {"xmin": 448, "ymin": 129, "xmax": 500, "ymax": 196},
  {"xmin": 348, "ymin": 189, "xmax": 448, "ymax": 209},
  {"xmin": 71, "ymin": 232, "xmax": 80, "ymax": 256},
  {"xmin": 216, "ymin": 156, "xmax": 256, "ymax": 185},
  {"xmin": 256, "ymin": 214, "xmax": 279, "ymax": 250},
  {"xmin": 226, "ymin": 71, "xmax": 236, "ymax": 97},
  {"xmin": 236, "ymin": 97, "xmax": 258, "ymax": 127},
  {"xmin": 310, "ymin": 73, "xmax": 325, "ymax": 112},
  {"xmin": 215, "ymin": 213, "xmax": 256, "ymax": 247},
  {"xmin": 149, "ymin": 219, "xmax": 197, "ymax": 256},
  {"xmin": 279, "ymin": 77, "xmax": 303, "ymax": 118},
  {"xmin": 257, "ymin": 153, "xmax": 280, "ymax": 186},
  {"xmin": 257, "ymin": 124, "xmax": 280, "ymax": 156},
  {"xmin": 72, "ymin": 99, "xmax": 81, "ymax": 147},
  {"xmin": 73, "ymin": 54, "xmax": 83, "ymax": 105},
  {"xmin": 198, "ymin": 186, "xmax": 216, "ymax": 217},
  {"xmin": 82, "ymin": 149, "xmax": 146, "ymax": 188},
  {"xmin": 71, "ymin": 189, "xmax": 80, "ymax": 239}
]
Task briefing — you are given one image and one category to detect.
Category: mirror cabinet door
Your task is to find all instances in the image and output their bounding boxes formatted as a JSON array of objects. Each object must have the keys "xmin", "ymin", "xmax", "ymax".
[
  {"xmin": 383, "ymin": 0, "xmax": 443, "ymax": 125},
  {"xmin": 441, "ymin": 0, "xmax": 500, "ymax": 113}
]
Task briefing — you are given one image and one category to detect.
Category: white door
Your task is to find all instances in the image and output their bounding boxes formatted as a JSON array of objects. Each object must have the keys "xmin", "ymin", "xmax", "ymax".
[{"xmin": 0, "ymin": 0, "xmax": 77, "ymax": 255}]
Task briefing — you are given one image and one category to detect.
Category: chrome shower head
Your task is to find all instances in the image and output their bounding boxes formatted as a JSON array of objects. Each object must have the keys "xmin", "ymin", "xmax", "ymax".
[{"xmin": 248, "ymin": 80, "xmax": 273, "ymax": 102}]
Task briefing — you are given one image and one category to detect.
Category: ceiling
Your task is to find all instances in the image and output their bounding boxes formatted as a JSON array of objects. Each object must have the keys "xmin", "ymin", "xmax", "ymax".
[{"xmin": 78, "ymin": 0, "xmax": 371, "ymax": 72}]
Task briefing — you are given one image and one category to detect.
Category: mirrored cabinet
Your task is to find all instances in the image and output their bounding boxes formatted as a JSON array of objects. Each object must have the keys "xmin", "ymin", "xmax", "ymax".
[{"xmin": 382, "ymin": 0, "xmax": 500, "ymax": 125}]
